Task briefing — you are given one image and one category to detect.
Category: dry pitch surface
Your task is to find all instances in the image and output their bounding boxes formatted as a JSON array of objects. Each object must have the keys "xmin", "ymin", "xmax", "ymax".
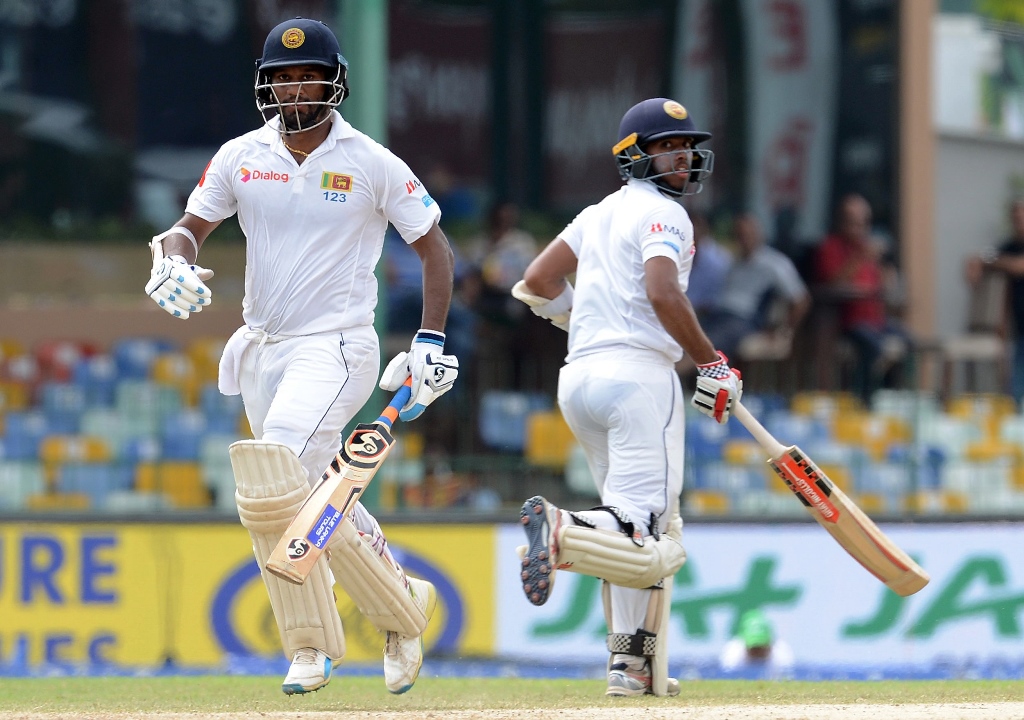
[{"xmin": 0, "ymin": 677, "xmax": 1023, "ymax": 720}]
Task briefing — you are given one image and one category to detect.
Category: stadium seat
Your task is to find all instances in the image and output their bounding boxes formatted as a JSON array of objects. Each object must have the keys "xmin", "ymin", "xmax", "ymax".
[
  {"xmin": 39, "ymin": 436, "xmax": 113, "ymax": 465},
  {"xmin": 0, "ymin": 380, "xmax": 30, "ymax": 413},
  {"xmin": 790, "ymin": 391, "xmax": 863, "ymax": 419},
  {"xmin": 685, "ymin": 489, "xmax": 730, "ymax": 514},
  {"xmin": 115, "ymin": 380, "xmax": 183, "ymax": 436},
  {"xmin": 186, "ymin": 337, "xmax": 226, "ymax": 384},
  {"xmin": 159, "ymin": 409, "xmax": 206, "ymax": 460},
  {"xmin": 0, "ymin": 460, "xmax": 45, "ymax": 509},
  {"xmin": 524, "ymin": 410, "xmax": 575, "ymax": 468},
  {"xmin": 1, "ymin": 411, "xmax": 50, "ymax": 460},
  {"xmin": 33, "ymin": 340, "xmax": 98, "ymax": 383},
  {"xmin": 136, "ymin": 461, "xmax": 211, "ymax": 508},
  {"xmin": 72, "ymin": 355, "xmax": 119, "ymax": 407},
  {"xmin": 478, "ymin": 391, "xmax": 552, "ymax": 452},
  {"xmin": 112, "ymin": 338, "xmax": 177, "ymax": 380},
  {"xmin": 56, "ymin": 463, "xmax": 134, "ymax": 509},
  {"xmin": 39, "ymin": 382, "xmax": 87, "ymax": 434},
  {"xmin": 151, "ymin": 353, "xmax": 201, "ymax": 407},
  {"xmin": 948, "ymin": 394, "xmax": 1017, "ymax": 439}
]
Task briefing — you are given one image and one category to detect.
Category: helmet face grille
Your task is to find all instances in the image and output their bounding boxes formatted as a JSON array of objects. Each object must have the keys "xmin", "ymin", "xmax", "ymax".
[{"xmin": 254, "ymin": 61, "xmax": 348, "ymax": 133}]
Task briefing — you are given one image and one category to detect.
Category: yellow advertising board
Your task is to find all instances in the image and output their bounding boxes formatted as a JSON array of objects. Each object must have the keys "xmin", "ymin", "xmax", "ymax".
[{"xmin": 0, "ymin": 523, "xmax": 494, "ymax": 667}]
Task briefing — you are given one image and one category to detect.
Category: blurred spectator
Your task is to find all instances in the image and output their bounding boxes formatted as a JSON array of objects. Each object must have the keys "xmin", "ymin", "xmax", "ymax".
[
  {"xmin": 427, "ymin": 162, "xmax": 479, "ymax": 226},
  {"xmin": 698, "ymin": 213, "xmax": 810, "ymax": 360},
  {"xmin": 814, "ymin": 194, "xmax": 911, "ymax": 400},
  {"xmin": 965, "ymin": 198, "xmax": 1024, "ymax": 402},
  {"xmin": 468, "ymin": 201, "xmax": 540, "ymax": 323},
  {"xmin": 719, "ymin": 609, "xmax": 794, "ymax": 678},
  {"xmin": 686, "ymin": 210, "xmax": 733, "ymax": 315},
  {"xmin": 384, "ymin": 227, "xmax": 478, "ymax": 392}
]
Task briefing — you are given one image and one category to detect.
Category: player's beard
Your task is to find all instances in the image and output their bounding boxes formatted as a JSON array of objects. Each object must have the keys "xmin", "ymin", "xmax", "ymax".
[{"xmin": 280, "ymin": 103, "xmax": 326, "ymax": 133}]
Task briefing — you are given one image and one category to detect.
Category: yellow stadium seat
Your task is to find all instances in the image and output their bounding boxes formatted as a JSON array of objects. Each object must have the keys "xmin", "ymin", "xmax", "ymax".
[
  {"xmin": 0, "ymin": 381, "xmax": 29, "ymax": 412},
  {"xmin": 186, "ymin": 337, "xmax": 226, "ymax": 384},
  {"xmin": 949, "ymin": 394, "xmax": 1017, "ymax": 438},
  {"xmin": 26, "ymin": 492, "xmax": 90, "ymax": 510},
  {"xmin": 852, "ymin": 492, "xmax": 885, "ymax": 514},
  {"xmin": 137, "ymin": 462, "xmax": 211, "ymax": 508},
  {"xmin": 0, "ymin": 338, "xmax": 25, "ymax": 361},
  {"xmin": 791, "ymin": 392, "xmax": 863, "ymax": 418},
  {"xmin": 686, "ymin": 490, "xmax": 730, "ymax": 514},
  {"xmin": 151, "ymin": 353, "xmax": 200, "ymax": 407},
  {"xmin": 722, "ymin": 440, "xmax": 764, "ymax": 465},
  {"xmin": 525, "ymin": 410, "xmax": 575, "ymax": 468},
  {"xmin": 238, "ymin": 412, "xmax": 253, "ymax": 439},
  {"xmin": 39, "ymin": 436, "xmax": 113, "ymax": 464},
  {"xmin": 965, "ymin": 439, "xmax": 1023, "ymax": 463},
  {"xmin": 832, "ymin": 413, "xmax": 911, "ymax": 460}
]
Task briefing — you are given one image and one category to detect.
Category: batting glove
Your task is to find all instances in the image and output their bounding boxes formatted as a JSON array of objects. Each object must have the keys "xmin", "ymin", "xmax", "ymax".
[
  {"xmin": 145, "ymin": 253, "xmax": 214, "ymax": 320},
  {"xmin": 379, "ymin": 329, "xmax": 460, "ymax": 421},
  {"xmin": 511, "ymin": 280, "xmax": 572, "ymax": 332},
  {"xmin": 692, "ymin": 351, "xmax": 743, "ymax": 424}
]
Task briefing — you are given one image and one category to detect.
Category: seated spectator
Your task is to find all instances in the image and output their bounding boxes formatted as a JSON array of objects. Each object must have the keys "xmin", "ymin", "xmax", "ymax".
[
  {"xmin": 719, "ymin": 609, "xmax": 795, "ymax": 678},
  {"xmin": 467, "ymin": 201, "xmax": 540, "ymax": 327},
  {"xmin": 814, "ymin": 194, "xmax": 911, "ymax": 400},
  {"xmin": 965, "ymin": 198, "xmax": 1024, "ymax": 402},
  {"xmin": 698, "ymin": 213, "xmax": 810, "ymax": 361},
  {"xmin": 686, "ymin": 210, "xmax": 733, "ymax": 315}
]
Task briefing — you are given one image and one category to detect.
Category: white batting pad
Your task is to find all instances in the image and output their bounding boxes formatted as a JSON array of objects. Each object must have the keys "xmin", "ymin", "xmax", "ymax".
[
  {"xmin": 230, "ymin": 440, "xmax": 346, "ymax": 660},
  {"xmin": 556, "ymin": 520, "xmax": 686, "ymax": 589},
  {"xmin": 327, "ymin": 519, "xmax": 429, "ymax": 636}
]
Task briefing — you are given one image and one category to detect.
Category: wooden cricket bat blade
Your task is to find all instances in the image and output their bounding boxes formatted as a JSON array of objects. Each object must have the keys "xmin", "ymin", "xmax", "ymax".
[
  {"xmin": 732, "ymin": 402, "xmax": 930, "ymax": 597},
  {"xmin": 265, "ymin": 379, "xmax": 412, "ymax": 584}
]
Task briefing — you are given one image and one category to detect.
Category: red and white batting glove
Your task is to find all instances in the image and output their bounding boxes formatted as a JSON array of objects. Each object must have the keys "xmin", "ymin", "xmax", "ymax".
[{"xmin": 692, "ymin": 351, "xmax": 743, "ymax": 424}]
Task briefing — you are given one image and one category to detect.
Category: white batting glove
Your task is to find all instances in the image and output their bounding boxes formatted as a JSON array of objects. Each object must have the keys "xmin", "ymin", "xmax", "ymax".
[
  {"xmin": 511, "ymin": 280, "xmax": 572, "ymax": 332},
  {"xmin": 692, "ymin": 351, "xmax": 743, "ymax": 424},
  {"xmin": 379, "ymin": 329, "xmax": 459, "ymax": 421},
  {"xmin": 145, "ymin": 251, "xmax": 214, "ymax": 320}
]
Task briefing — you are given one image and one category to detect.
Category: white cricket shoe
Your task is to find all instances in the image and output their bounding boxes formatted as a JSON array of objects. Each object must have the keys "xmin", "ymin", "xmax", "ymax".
[
  {"xmin": 282, "ymin": 647, "xmax": 332, "ymax": 695},
  {"xmin": 383, "ymin": 576, "xmax": 437, "ymax": 694},
  {"xmin": 606, "ymin": 654, "xmax": 681, "ymax": 697}
]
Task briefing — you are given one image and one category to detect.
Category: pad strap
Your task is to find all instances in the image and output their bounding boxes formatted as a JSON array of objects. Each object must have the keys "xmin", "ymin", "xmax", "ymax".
[{"xmin": 607, "ymin": 630, "xmax": 657, "ymax": 657}]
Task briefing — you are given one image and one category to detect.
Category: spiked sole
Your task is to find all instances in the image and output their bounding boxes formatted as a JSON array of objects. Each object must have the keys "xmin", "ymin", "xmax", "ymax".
[{"xmin": 519, "ymin": 496, "xmax": 557, "ymax": 606}]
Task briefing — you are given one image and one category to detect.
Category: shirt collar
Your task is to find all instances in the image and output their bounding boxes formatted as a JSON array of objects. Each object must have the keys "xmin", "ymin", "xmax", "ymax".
[{"xmin": 254, "ymin": 111, "xmax": 357, "ymax": 156}]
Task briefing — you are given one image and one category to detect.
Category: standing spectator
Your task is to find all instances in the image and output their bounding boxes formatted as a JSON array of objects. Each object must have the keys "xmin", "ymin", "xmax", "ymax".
[
  {"xmin": 686, "ymin": 210, "xmax": 733, "ymax": 315},
  {"xmin": 814, "ymin": 194, "xmax": 910, "ymax": 400},
  {"xmin": 698, "ymin": 213, "xmax": 810, "ymax": 360},
  {"xmin": 965, "ymin": 198, "xmax": 1024, "ymax": 402}
]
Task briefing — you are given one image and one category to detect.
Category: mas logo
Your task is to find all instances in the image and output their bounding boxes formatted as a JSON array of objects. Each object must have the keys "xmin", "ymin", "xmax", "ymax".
[
  {"xmin": 321, "ymin": 172, "xmax": 353, "ymax": 192},
  {"xmin": 282, "ymin": 28, "xmax": 305, "ymax": 49},
  {"xmin": 240, "ymin": 167, "xmax": 289, "ymax": 183}
]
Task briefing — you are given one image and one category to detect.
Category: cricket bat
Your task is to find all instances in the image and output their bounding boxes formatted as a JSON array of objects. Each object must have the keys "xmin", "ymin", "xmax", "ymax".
[
  {"xmin": 265, "ymin": 377, "xmax": 413, "ymax": 585},
  {"xmin": 732, "ymin": 402, "xmax": 929, "ymax": 597}
]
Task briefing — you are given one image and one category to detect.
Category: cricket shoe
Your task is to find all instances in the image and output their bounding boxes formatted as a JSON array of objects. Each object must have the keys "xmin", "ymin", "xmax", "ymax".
[
  {"xmin": 606, "ymin": 655, "xmax": 681, "ymax": 697},
  {"xmin": 282, "ymin": 647, "xmax": 332, "ymax": 695},
  {"xmin": 519, "ymin": 495, "xmax": 561, "ymax": 606},
  {"xmin": 383, "ymin": 576, "xmax": 437, "ymax": 694}
]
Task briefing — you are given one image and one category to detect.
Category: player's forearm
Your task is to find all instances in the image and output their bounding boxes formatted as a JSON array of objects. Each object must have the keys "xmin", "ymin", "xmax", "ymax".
[{"xmin": 161, "ymin": 213, "xmax": 221, "ymax": 263}]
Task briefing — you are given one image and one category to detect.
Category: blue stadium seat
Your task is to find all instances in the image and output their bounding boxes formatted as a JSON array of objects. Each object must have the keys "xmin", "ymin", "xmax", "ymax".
[
  {"xmin": 72, "ymin": 355, "xmax": 119, "ymax": 407},
  {"xmin": 0, "ymin": 411, "xmax": 50, "ymax": 460},
  {"xmin": 478, "ymin": 391, "xmax": 552, "ymax": 452},
  {"xmin": 56, "ymin": 463, "xmax": 134, "ymax": 508},
  {"xmin": 160, "ymin": 410, "xmax": 207, "ymax": 460},
  {"xmin": 39, "ymin": 382, "xmax": 87, "ymax": 434},
  {"xmin": 112, "ymin": 338, "xmax": 177, "ymax": 380}
]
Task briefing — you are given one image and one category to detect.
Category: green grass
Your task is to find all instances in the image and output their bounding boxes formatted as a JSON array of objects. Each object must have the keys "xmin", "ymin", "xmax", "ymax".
[{"xmin": 0, "ymin": 677, "xmax": 1021, "ymax": 712}]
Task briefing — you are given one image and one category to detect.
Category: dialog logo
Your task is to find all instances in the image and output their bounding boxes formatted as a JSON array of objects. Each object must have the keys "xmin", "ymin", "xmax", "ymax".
[{"xmin": 240, "ymin": 167, "xmax": 289, "ymax": 183}]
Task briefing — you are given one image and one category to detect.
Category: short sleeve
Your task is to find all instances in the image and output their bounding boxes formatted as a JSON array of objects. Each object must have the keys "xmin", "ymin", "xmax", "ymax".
[
  {"xmin": 185, "ymin": 146, "xmax": 238, "ymax": 222},
  {"xmin": 639, "ymin": 207, "xmax": 694, "ymax": 265},
  {"xmin": 377, "ymin": 150, "xmax": 442, "ymax": 243},
  {"xmin": 556, "ymin": 207, "xmax": 592, "ymax": 256},
  {"xmin": 769, "ymin": 252, "xmax": 809, "ymax": 300}
]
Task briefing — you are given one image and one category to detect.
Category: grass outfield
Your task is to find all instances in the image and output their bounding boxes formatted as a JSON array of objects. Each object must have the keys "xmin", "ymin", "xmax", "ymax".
[{"xmin": 0, "ymin": 677, "xmax": 1021, "ymax": 713}]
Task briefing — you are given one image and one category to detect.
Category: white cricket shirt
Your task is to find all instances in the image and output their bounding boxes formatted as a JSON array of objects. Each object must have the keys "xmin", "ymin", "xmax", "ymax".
[
  {"xmin": 559, "ymin": 179, "xmax": 695, "ymax": 366},
  {"xmin": 186, "ymin": 111, "xmax": 441, "ymax": 336}
]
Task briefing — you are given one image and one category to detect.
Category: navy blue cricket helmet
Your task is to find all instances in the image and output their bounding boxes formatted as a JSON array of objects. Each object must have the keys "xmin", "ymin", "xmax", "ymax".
[
  {"xmin": 612, "ymin": 98, "xmax": 714, "ymax": 196},
  {"xmin": 255, "ymin": 18, "xmax": 349, "ymax": 132}
]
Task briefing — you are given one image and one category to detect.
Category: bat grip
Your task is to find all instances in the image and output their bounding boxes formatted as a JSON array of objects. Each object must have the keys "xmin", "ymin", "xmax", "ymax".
[
  {"xmin": 377, "ymin": 377, "xmax": 413, "ymax": 428},
  {"xmin": 732, "ymin": 402, "xmax": 787, "ymax": 459}
]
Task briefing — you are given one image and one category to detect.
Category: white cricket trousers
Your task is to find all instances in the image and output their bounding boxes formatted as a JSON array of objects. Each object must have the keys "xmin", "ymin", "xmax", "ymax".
[
  {"xmin": 228, "ymin": 324, "xmax": 389, "ymax": 537},
  {"xmin": 557, "ymin": 353, "xmax": 685, "ymax": 636}
]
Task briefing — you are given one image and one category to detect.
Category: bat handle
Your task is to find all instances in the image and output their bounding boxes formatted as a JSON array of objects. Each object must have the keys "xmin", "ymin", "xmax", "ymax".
[
  {"xmin": 377, "ymin": 377, "xmax": 413, "ymax": 429},
  {"xmin": 732, "ymin": 401, "xmax": 787, "ymax": 459}
]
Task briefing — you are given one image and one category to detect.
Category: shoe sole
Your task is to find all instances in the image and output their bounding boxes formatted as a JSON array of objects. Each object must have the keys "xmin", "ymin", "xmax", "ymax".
[
  {"xmin": 282, "ymin": 659, "xmax": 332, "ymax": 695},
  {"xmin": 387, "ymin": 581, "xmax": 438, "ymax": 695},
  {"xmin": 519, "ymin": 496, "xmax": 556, "ymax": 606}
]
